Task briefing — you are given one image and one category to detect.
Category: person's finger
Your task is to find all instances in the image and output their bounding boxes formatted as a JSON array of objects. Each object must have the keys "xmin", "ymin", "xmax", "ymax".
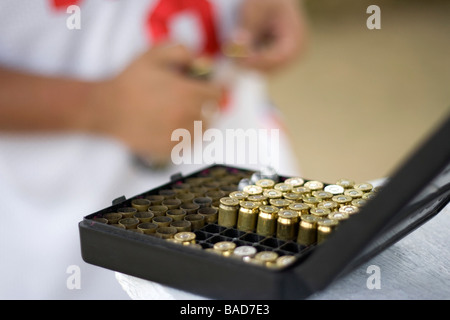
[
  {"xmin": 232, "ymin": 0, "xmax": 276, "ymax": 50},
  {"xmin": 153, "ymin": 43, "xmax": 196, "ymax": 67},
  {"xmin": 243, "ymin": 20, "xmax": 301, "ymax": 71},
  {"xmin": 238, "ymin": 0, "xmax": 306, "ymax": 72}
]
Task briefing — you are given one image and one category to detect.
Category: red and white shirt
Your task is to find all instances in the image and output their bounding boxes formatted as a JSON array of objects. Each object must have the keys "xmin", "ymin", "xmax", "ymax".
[{"xmin": 0, "ymin": 0, "xmax": 240, "ymax": 80}]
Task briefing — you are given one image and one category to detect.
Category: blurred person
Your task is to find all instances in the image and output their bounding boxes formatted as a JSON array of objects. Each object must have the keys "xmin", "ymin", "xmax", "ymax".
[{"xmin": 0, "ymin": 0, "xmax": 306, "ymax": 299}]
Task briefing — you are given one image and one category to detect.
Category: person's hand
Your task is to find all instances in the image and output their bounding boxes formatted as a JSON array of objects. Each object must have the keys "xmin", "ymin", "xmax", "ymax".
[
  {"xmin": 228, "ymin": 0, "xmax": 307, "ymax": 72},
  {"xmin": 89, "ymin": 44, "xmax": 221, "ymax": 164}
]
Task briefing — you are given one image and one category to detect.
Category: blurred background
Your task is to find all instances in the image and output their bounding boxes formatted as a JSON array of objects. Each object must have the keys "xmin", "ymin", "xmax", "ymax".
[{"xmin": 268, "ymin": 0, "xmax": 450, "ymax": 183}]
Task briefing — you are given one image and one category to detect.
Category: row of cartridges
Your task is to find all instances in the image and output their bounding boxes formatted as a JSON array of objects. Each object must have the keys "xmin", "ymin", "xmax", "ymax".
[
  {"xmin": 93, "ymin": 168, "xmax": 378, "ymax": 267},
  {"xmin": 216, "ymin": 177, "xmax": 378, "ymax": 246}
]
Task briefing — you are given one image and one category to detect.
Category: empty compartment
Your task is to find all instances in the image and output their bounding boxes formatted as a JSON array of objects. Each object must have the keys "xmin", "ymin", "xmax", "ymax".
[
  {"xmin": 233, "ymin": 240, "xmax": 252, "ymax": 247},
  {"xmin": 253, "ymin": 244, "xmax": 272, "ymax": 252},
  {"xmin": 239, "ymin": 233, "xmax": 265, "ymax": 243},
  {"xmin": 260, "ymin": 237, "xmax": 285, "ymax": 248},
  {"xmin": 194, "ymin": 231, "xmax": 213, "ymax": 241},
  {"xmin": 206, "ymin": 235, "xmax": 233, "ymax": 244},
  {"xmin": 199, "ymin": 242, "xmax": 213, "ymax": 249},
  {"xmin": 279, "ymin": 241, "xmax": 302, "ymax": 253},
  {"xmin": 222, "ymin": 228, "xmax": 246, "ymax": 239},
  {"xmin": 201, "ymin": 224, "xmax": 226, "ymax": 234}
]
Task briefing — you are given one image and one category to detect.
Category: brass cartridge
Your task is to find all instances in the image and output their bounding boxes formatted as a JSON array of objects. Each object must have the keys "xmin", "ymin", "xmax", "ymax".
[
  {"xmin": 254, "ymin": 251, "xmax": 279, "ymax": 268},
  {"xmin": 331, "ymin": 194, "xmax": 353, "ymax": 207},
  {"xmin": 229, "ymin": 190, "xmax": 249, "ymax": 202},
  {"xmin": 283, "ymin": 192, "xmax": 303, "ymax": 202},
  {"xmin": 297, "ymin": 214, "xmax": 319, "ymax": 246},
  {"xmin": 205, "ymin": 190, "xmax": 226, "ymax": 202},
  {"xmin": 166, "ymin": 209, "xmax": 187, "ymax": 222},
  {"xmin": 213, "ymin": 241, "xmax": 236, "ymax": 257},
  {"xmin": 291, "ymin": 186, "xmax": 311, "ymax": 197},
  {"xmin": 304, "ymin": 180, "xmax": 324, "ymax": 191},
  {"xmin": 344, "ymin": 189, "xmax": 364, "ymax": 199},
  {"xmin": 131, "ymin": 198, "xmax": 151, "ymax": 212},
  {"xmin": 362, "ymin": 192, "xmax": 377, "ymax": 200},
  {"xmin": 276, "ymin": 210, "xmax": 299, "ymax": 241},
  {"xmin": 263, "ymin": 189, "xmax": 283, "ymax": 200},
  {"xmin": 184, "ymin": 214, "xmax": 205, "ymax": 230},
  {"xmin": 202, "ymin": 181, "xmax": 221, "ymax": 191},
  {"xmin": 145, "ymin": 194, "xmax": 165, "ymax": 205},
  {"xmin": 354, "ymin": 182, "xmax": 373, "ymax": 193},
  {"xmin": 243, "ymin": 185, "xmax": 263, "ymax": 196},
  {"xmin": 161, "ymin": 198, "xmax": 182, "ymax": 210},
  {"xmin": 158, "ymin": 189, "xmax": 176, "ymax": 199},
  {"xmin": 317, "ymin": 219, "xmax": 339, "ymax": 244},
  {"xmin": 312, "ymin": 190, "xmax": 333, "ymax": 202},
  {"xmin": 317, "ymin": 200, "xmax": 339, "ymax": 212},
  {"xmin": 335, "ymin": 179, "xmax": 355, "ymax": 189},
  {"xmin": 338, "ymin": 205, "xmax": 359, "ymax": 216},
  {"xmin": 137, "ymin": 222, "xmax": 158, "ymax": 234},
  {"xmin": 256, "ymin": 205, "xmax": 279, "ymax": 237},
  {"xmin": 198, "ymin": 207, "xmax": 218, "ymax": 224},
  {"xmin": 274, "ymin": 182, "xmax": 292, "ymax": 193},
  {"xmin": 190, "ymin": 186, "xmax": 208, "ymax": 197},
  {"xmin": 152, "ymin": 215, "xmax": 173, "ymax": 228},
  {"xmin": 351, "ymin": 198, "xmax": 368, "ymax": 208},
  {"xmin": 328, "ymin": 211, "xmax": 350, "ymax": 221},
  {"xmin": 310, "ymin": 207, "xmax": 332, "ymax": 219},
  {"xmin": 170, "ymin": 220, "xmax": 191, "ymax": 232},
  {"xmin": 276, "ymin": 255, "xmax": 297, "ymax": 268},
  {"xmin": 193, "ymin": 196, "xmax": 213, "ymax": 208},
  {"xmin": 133, "ymin": 211, "xmax": 154, "ymax": 223},
  {"xmin": 117, "ymin": 207, "xmax": 137, "ymax": 218},
  {"xmin": 302, "ymin": 196, "xmax": 321, "ymax": 209},
  {"xmin": 211, "ymin": 200, "xmax": 220, "ymax": 211},
  {"xmin": 247, "ymin": 194, "xmax": 269, "ymax": 207},
  {"xmin": 175, "ymin": 192, "xmax": 195, "ymax": 204},
  {"xmin": 92, "ymin": 217, "xmax": 108, "ymax": 224},
  {"xmin": 179, "ymin": 203, "xmax": 200, "ymax": 214},
  {"xmin": 102, "ymin": 212, "xmax": 123, "ymax": 224},
  {"xmin": 185, "ymin": 177, "xmax": 205, "ymax": 187},
  {"xmin": 174, "ymin": 231, "xmax": 196, "ymax": 245},
  {"xmin": 233, "ymin": 245, "xmax": 257, "ymax": 261},
  {"xmin": 269, "ymin": 198, "xmax": 292, "ymax": 210},
  {"xmin": 218, "ymin": 197, "xmax": 240, "ymax": 228},
  {"xmin": 288, "ymin": 202, "xmax": 310, "ymax": 216},
  {"xmin": 118, "ymin": 217, "xmax": 140, "ymax": 229},
  {"xmin": 255, "ymin": 178, "xmax": 275, "ymax": 190},
  {"xmin": 155, "ymin": 226, "xmax": 178, "ymax": 239},
  {"xmin": 237, "ymin": 201, "xmax": 259, "ymax": 232},
  {"xmin": 284, "ymin": 177, "xmax": 305, "ymax": 188},
  {"xmin": 148, "ymin": 205, "xmax": 169, "ymax": 217}
]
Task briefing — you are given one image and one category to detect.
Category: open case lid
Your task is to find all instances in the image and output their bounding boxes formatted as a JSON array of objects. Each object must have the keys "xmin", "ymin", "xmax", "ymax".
[{"xmin": 294, "ymin": 112, "xmax": 450, "ymax": 296}]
